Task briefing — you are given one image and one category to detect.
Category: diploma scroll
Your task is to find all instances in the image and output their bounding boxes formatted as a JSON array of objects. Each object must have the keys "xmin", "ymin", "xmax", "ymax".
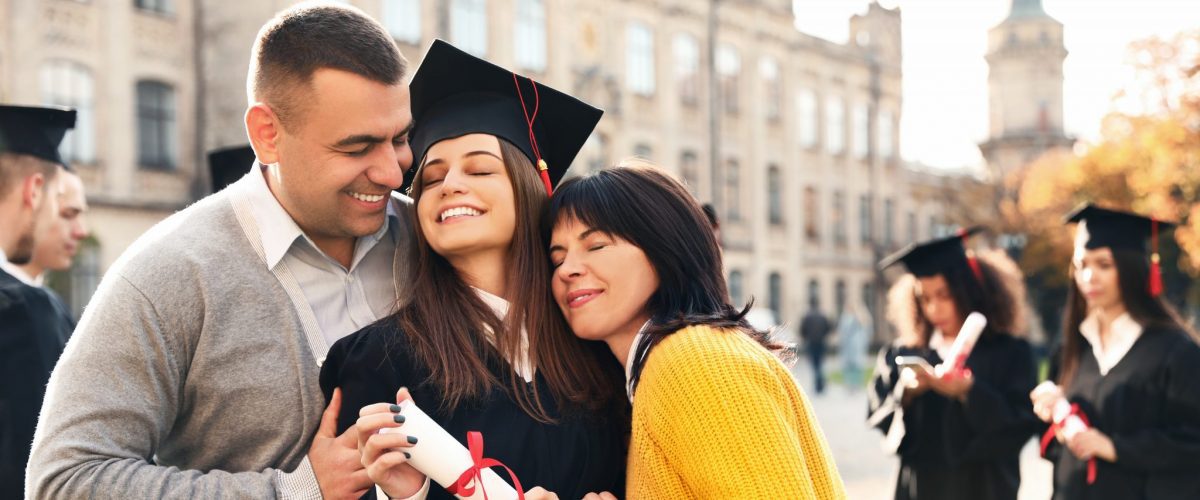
[
  {"xmin": 385, "ymin": 400, "xmax": 520, "ymax": 500},
  {"xmin": 934, "ymin": 312, "xmax": 987, "ymax": 377}
]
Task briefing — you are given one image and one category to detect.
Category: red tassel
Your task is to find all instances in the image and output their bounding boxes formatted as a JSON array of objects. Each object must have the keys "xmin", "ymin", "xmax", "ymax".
[
  {"xmin": 537, "ymin": 160, "xmax": 552, "ymax": 196},
  {"xmin": 1149, "ymin": 220, "xmax": 1163, "ymax": 297},
  {"xmin": 960, "ymin": 230, "xmax": 983, "ymax": 283}
]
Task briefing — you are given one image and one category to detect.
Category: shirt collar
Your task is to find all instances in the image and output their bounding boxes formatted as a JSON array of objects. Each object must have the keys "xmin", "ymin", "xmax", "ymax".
[
  {"xmin": 0, "ymin": 250, "xmax": 41, "ymax": 286},
  {"xmin": 473, "ymin": 287, "xmax": 534, "ymax": 383},
  {"xmin": 244, "ymin": 164, "xmax": 396, "ymax": 270},
  {"xmin": 625, "ymin": 320, "xmax": 653, "ymax": 402},
  {"xmin": 1079, "ymin": 311, "xmax": 1143, "ymax": 374}
]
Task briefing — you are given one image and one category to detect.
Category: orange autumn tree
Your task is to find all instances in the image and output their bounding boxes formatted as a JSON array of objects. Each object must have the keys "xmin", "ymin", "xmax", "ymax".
[{"xmin": 1016, "ymin": 29, "xmax": 1200, "ymax": 315}]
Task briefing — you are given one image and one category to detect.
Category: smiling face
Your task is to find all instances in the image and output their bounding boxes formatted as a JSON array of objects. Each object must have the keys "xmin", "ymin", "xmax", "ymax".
[
  {"xmin": 259, "ymin": 68, "xmax": 413, "ymax": 248},
  {"xmin": 549, "ymin": 217, "xmax": 660, "ymax": 342},
  {"xmin": 915, "ymin": 274, "xmax": 964, "ymax": 337},
  {"xmin": 1073, "ymin": 245, "xmax": 1122, "ymax": 313},
  {"xmin": 414, "ymin": 134, "xmax": 517, "ymax": 262}
]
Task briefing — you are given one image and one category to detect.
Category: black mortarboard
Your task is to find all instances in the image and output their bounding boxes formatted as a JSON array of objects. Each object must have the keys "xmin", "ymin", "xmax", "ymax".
[
  {"xmin": 207, "ymin": 145, "xmax": 256, "ymax": 194},
  {"xmin": 879, "ymin": 227, "xmax": 986, "ymax": 278},
  {"xmin": 0, "ymin": 105, "xmax": 77, "ymax": 168},
  {"xmin": 405, "ymin": 39, "xmax": 603, "ymax": 195},
  {"xmin": 1063, "ymin": 203, "xmax": 1175, "ymax": 254},
  {"xmin": 1064, "ymin": 203, "xmax": 1176, "ymax": 297}
]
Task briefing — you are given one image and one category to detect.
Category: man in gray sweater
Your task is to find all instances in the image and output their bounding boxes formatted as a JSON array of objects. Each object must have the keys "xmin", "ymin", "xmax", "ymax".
[{"xmin": 26, "ymin": 4, "xmax": 416, "ymax": 499}]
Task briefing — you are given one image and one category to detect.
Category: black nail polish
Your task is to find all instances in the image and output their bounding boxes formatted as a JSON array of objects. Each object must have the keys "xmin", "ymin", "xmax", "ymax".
[
  {"xmin": 403, "ymin": 452, "xmax": 411, "ymax": 459},
  {"xmin": 407, "ymin": 435, "xmax": 418, "ymax": 444},
  {"xmin": 389, "ymin": 404, "xmax": 403, "ymax": 413},
  {"xmin": 393, "ymin": 414, "xmax": 406, "ymax": 424}
]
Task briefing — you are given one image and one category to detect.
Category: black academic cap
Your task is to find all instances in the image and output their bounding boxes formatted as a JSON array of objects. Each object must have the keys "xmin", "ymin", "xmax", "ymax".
[
  {"xmin": 207, "ymin": 145, "xmax": 256, "ymax": 194},
  {"xmin": 404, "ymin": 39, "xmax": 603, "ymax": 195},
  {"xmin": 879, "ymin": 227, "xmax": 986, "ymax": 278},
  {"xmin": 0, "ymin": 105, "xmax": 77, "ymax": 168},
  {"xmin": 1063, "ymin": 203, "xmax": 1175, "ymax": 254}
]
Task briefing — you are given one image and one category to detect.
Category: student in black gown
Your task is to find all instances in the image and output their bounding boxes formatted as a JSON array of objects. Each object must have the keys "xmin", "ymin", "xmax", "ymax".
[
  {"xmin": 318, "ymin": 40, "xmax": 626, "ymax": 500},
  {"xmin": 868, "ymin": 228, "xmax": 1039, "ymax": 500},
  {"xmin": 1031, "ymin": 204, "xmax": 1200, "ymax": 500}
]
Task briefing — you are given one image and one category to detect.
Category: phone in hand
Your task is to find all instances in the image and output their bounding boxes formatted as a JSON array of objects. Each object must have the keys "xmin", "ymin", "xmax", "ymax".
[{"xmin": 894, "ymin": 355, "xmax": 933, "ymax": 372}]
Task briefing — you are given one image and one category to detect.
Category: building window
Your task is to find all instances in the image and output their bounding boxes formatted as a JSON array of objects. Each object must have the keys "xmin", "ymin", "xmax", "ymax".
[
  {"xmin": 862, "ymin": 283, "xmax": 875, "ymax": 320},
  {"xmin": 725, "ymin": 159, "xmax": 741, "ymax": 222},
  {"xmin": 716, "ymin": 44, "xmax": 740, "ymax": 115},
  {"xmin": 832, "ymin": 190, "xmax": 846, "ymax": 245},
  {"xmin": 135, "ymin": 0, "xmax": 172, "ymax": 15},
  {"xmin": 451, "ymin": 0, "xmax": 487, "ymax": 57},
  {"xmin": 626, "ymin": 22, "xmax": 655, "ymax": 96},
  {"xmin": 767, "ymin": 165, "xmax": 783, "ymax": 225},
  {"xmin": 907, "ymin": 211, "xmax": 917, "ymax": 244},
  {"xmin": 68, "ymin": 239, "xmax": 101, "ymax": 318},
  {"xmin": 633, "ymin": 142, "xmax": 653, "ymax": 160},
  {"xmin": 797, "ymin": 88, "xmax": 818, "ymax": 149},
  {"xmin": 852, "ymin": 102, "xmax": 870, "ymax": 159},
  {"xmin": 884, "ymin": 198, "xmax": 895, "ymax": 246},
  {"xmin": 674, "ymin": 33, "xmax": 700, "ymax": 106},
  {"xmin": 581, "ymin": 132, "xmax": 607, "ymax": 174},
  {"xmin": 680, "ymin": 150, "xmax": 699, "ymax": 196},
  {"xmin": 804, "ymin": 186, "xmax": 819, "ymax": 241},
  {"xmin": 730, "ymin": 270, "xmax": 745, "ymax": 305},
  {"xmin": 768, "ymin": 272, "xmax": 783, "ymax": 317},
  {"xmin": 808, "ymin": 278, "xmax": 821, "ymax": 310},
  {"xmin": 136, "ymin": 80, "xmax": 176, "ymax": 170},
  {"xmin": 878, "ymin": 109, "xmax": 895, "ymax": 159},
  {"xmin": 929, "ymin": 215, "xmax": 938, "ymax": 239},
  {"xmin": 835, "ymin": 279, "xmax": 847, "ymax": 315},
  {"xmin": 514, "ymin": 0, "xmax": 546, "ymax": 71},
  {"xmin": 826, "ymin": 96, "xmax": 845, "ymax": 155},
  {"xmin": 859, "ymin": 194, "xmax": 872, "ymax": 245},
  {"xmin": 384, "ymin": 0, "xmax": 421, "ymax": 44},
  {"xmin": 41, "ymin": 60, "xmax": 95, "ymax": 164},
  {"xmin": 760, "ymin": 56, "xmax": 781, "ymax": 121}
]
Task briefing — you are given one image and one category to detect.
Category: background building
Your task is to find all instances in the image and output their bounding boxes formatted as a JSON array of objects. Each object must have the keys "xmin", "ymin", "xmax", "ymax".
[{"xmin": 2, "ymin": 0, "xmax": 959, "ymax": 342}]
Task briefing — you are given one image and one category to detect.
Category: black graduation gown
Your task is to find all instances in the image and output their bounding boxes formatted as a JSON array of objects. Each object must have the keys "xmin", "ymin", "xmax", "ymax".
[
  {"xmin": 0, "ymin": 269, "xmax": 74, "ymax": 498},
  {"xmin": 1041, "ymin": 326, "xmax": 1200, "ymax": 500},
  {"xmin": 867, "ymin": 332, "xmax": 1038, "ymax": 500},
  {"xmin": 320, "ymin": 320, "xmax": 627, "ymax": 500}
]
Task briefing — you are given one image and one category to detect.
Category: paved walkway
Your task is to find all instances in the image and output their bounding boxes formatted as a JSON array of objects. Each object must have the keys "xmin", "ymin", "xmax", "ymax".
[{"xmin": 789, "ymin": 354, "xmax": 1053, "ymax": 499}]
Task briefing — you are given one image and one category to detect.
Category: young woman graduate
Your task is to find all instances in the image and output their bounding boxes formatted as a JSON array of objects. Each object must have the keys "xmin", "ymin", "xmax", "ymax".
[
  {"xmin": 867, "ymin": 229, "xmax": 1039, "ymax": 500},
  {"xmin": 318, "ymin": 40, "xmax": 627, "ymax": 499},
  {"xmin": 546, "ymin": 164, "xmax": 845, "ymax": 499},
  {"xmin": 1031, "ymin": 204, "xmax": 1200, "ymax": 500}
]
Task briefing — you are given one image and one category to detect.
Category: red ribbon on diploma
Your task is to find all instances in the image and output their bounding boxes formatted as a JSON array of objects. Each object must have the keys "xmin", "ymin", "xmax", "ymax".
[
  {"xmin": 1039, "ymin": 403, "xmax": 1097, "ymax": 485},
  {"xmin": 445, "ymin": 431, "xmax": 525, "ymax": 500}
]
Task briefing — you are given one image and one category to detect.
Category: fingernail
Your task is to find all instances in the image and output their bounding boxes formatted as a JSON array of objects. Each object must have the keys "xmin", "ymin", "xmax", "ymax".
[
  {"xmin": 389, "ymin": 404, "xmax": 403, "ymax": 413},
  {"xmin": 407, "ymin": 435, "xmax": 418, "ymax": 444},
  {"xmin": 393, "ymin": 414, "xmax": 406, "ymax": 424},
  {"xmin": 403, "ymin": 452, "xmax": 411, "ymax": 459}
]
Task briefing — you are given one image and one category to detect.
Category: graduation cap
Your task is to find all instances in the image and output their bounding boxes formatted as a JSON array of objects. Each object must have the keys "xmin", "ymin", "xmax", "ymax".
[
  {"xmin": 880, "ymin": 227, "xmax": 986, "ymax": 281},
  {"xmin": 1064, "ymin": 203, "xmax": 1176, "ymax": 297},
  {"xmin": 405, "ymin": 39, "xmax": 603, "ymax": 195},
  {"xmin": 207, "ymin": 145, "xmax": 256, "ymax": 194},
  {"xmin": 0, "ymin": 105, "xmax": 77, "ymax": 168}
]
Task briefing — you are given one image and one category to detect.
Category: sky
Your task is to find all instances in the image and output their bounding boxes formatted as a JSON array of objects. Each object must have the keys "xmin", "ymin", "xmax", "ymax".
[{"xmin": 792, "ymin": 0, "xmax": 1197, "ymax": 170}]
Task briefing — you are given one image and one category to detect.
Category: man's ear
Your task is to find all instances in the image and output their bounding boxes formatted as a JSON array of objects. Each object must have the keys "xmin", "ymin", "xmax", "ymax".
[
  {"xmin": 246, "ymin": 103, "xmax": 282, "ymax": 165},
  {"xmin": 22, "ymin": 172, "xmax": 46, "ymax": 211}
]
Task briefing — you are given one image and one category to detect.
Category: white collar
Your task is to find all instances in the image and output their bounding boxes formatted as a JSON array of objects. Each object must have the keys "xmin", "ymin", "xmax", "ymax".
[
  {"xmin": 0, "ymin": 250, "xmax": 42, "ymax": 286},
  {"xmin": 625, "ymin": 320, "xmax": 653, "ymax": 402},
  {"xmin": 1079, "ymin": 311, "xmax": 1143, "ymax": 375},
  {"xmin": 243, "ymin": 164, "xmax": 395, "ymax": 270},
  {"xmin": 473, "ymin": 287, "xmax": 534, "ymax": 383}
]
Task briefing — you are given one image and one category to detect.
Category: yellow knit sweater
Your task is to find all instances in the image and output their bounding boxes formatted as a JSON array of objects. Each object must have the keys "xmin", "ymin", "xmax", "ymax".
[{"xmin": 626, "ymin": 325, "xmax": 846, "ymax": 499}]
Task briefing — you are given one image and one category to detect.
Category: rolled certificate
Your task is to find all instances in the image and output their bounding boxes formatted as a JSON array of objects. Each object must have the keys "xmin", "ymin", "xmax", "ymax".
[
  {"xmin": 385, "ymin": 400, "xmax": 519, "ymax": 500},
  {"xmin": 935, "ymin": 312, "xmax": 987, "ymax": 377},
  {"xmin": 1051, "ymin": 398, "xmax": 1088, "ymax": 439}
]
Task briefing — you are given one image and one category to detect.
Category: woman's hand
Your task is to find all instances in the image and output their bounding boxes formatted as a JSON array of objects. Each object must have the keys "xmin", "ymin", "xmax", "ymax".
[
  {"xmin": 1030, "ymin": 381, "xmax": 1065, "ymax": 424},
  {"xmin": 1067, "ymin": 428, "xmax": 1118, "ymax": 462},
  {"xmin": 356, "ymin": 387, "xmax": 427, "ymax": 498},
  {"xmin": 582, "ymin": 492, "xmax": 619, "ymax": 500},
  {"xmin": 926, "ymin": 368, "xmax": 974, "ymax": 402},
  {"xmin": 525, "ymin": 486, "xmax": 560, "ymax": 500}
]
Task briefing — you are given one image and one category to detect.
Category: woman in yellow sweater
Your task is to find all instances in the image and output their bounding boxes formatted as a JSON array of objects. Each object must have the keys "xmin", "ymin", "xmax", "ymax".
[{"xmin": 545, "ymin": 163, "xmax": 846, "ymax": 499}]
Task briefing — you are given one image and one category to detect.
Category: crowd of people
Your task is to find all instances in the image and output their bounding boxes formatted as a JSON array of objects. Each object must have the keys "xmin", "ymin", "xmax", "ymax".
[{"xmin": 2, "ymin": 3, "xmax": 1197, "ymax": 500}]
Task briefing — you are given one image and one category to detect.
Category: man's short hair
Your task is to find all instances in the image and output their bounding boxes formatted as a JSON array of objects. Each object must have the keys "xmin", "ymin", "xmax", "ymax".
[
  {"xmin": 247, "ymin": 2, "xmax": 408, "ymax": 129},
  {"xmin": 0, "ymin": 153, "xmax": 58, "ymax": 202}
]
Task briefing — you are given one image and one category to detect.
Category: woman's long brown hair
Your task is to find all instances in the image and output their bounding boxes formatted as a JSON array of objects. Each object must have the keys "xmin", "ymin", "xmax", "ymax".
[
  {"xmin": 388, "ymin": 139, "xmax": 622, "ymax": 422},
  {"xmin": 1056, "ymin": 248, "xmax": 1196, "ymax": 390}
]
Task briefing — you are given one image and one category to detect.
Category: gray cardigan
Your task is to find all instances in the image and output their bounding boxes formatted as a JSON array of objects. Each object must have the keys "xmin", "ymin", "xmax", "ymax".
[{"xmin": 25, "ymin": 174, "xmax": 415, "ymax": 498}]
